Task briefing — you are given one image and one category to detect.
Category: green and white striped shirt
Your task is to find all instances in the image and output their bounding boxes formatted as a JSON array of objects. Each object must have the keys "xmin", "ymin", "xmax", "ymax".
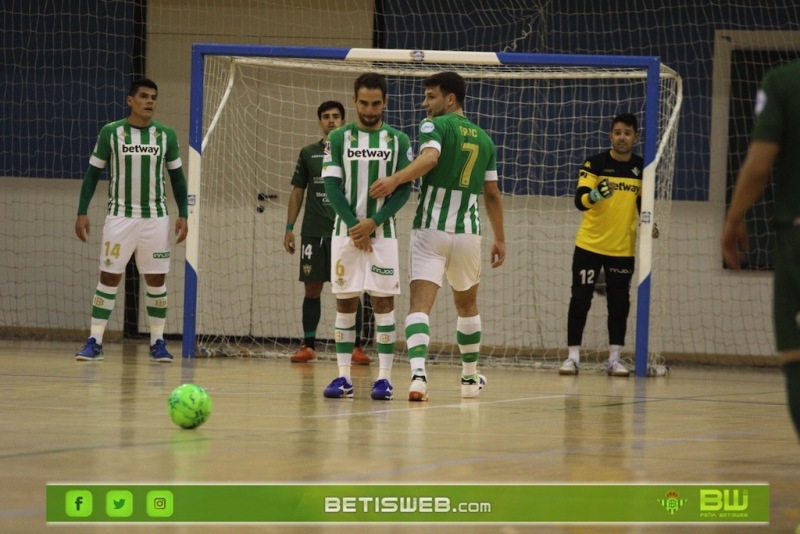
[
  {"xmin": 322, "ymin": 122, "xmax": 412, "ymax": 238},
  {"xmin": 90, "ymin": 119, "xmax": 182, "ymax": 218},
  {"xmin": 414, "ymin": 113, "xmax": 498, "ymax": 234}
]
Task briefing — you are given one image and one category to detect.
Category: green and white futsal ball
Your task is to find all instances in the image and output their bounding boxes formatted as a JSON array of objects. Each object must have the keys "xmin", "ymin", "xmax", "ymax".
[{"xmin": 168, "ymin": 383, "xmax": 212, "ymax": 429}]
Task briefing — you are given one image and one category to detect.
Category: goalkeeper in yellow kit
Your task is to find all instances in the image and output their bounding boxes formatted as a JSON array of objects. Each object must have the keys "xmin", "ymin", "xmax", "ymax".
[{"xmin": 559, "ymin": 113, "xmax": 644, "ymax": 377}]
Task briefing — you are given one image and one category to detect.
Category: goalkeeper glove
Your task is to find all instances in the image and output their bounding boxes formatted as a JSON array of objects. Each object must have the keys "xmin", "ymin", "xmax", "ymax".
[{"xmin": 589, "ymin": 179, "xmax": 613, "ymax": 203}]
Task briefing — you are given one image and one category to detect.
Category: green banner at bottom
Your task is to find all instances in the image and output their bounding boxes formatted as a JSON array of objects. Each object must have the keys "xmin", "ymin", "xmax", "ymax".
[{"xmin": 46, "ymin": 483, "xmax": 769, "ymax": 524}]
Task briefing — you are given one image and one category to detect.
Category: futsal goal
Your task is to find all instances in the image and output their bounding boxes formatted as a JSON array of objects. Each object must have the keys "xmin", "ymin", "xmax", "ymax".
[{"xmin": 182, "ymin": 45, "xmax": 682, "ymax": 377}]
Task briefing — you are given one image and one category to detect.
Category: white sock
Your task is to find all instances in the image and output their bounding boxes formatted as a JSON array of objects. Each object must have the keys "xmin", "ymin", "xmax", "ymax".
[{"xmin": 567, "ymin": 346, "xmax": 580, "ymax": 362}]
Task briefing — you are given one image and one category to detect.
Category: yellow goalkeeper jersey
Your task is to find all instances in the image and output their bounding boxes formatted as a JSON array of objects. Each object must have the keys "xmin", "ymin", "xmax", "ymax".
[{"xmin": 574, "ymin": 150, "xmax": 644, "ymax": 257}]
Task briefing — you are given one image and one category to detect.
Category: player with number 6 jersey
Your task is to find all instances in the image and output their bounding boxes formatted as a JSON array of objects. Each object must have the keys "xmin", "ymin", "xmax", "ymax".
[
  {"xmin": 324, "ymin": 125, "xmax": 412, "ymax": 239},
  {"xmin": 320, "ymin": 72, "xmax": 413, "ymax": 401}
]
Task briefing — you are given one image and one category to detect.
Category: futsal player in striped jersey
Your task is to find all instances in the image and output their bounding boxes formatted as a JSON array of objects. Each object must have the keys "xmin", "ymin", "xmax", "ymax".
[
  {"xmin": 74, "ymin": 78, "xmax": 188, "ymax": 362},
  {"xmin": 369, "ymin": 71, "xmax": 507, "ymax": 401},
  {"xmin": 321, "ymin": 72, "xmax": 413, "ymax": 400}
]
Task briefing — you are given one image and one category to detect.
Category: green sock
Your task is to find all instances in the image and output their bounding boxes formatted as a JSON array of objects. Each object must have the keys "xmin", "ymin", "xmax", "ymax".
[{"xmin": 302, "ymin": 297, "xmax": 321, "ymax": 349}]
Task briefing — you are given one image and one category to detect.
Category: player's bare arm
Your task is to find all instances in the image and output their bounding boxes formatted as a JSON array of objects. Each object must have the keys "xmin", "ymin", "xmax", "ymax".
[
  {"xmin": 369, "ymin": 147, "xmax": 439, "ymax": 199},
  {"xmin": 483, "ymin": 180, "xmax": 506, "ymax": 268},
  {"xmin": 175, "ymin": 217, "xmax": 188, "ymax": 244},
  {"xmin": 284, "ymin": 186, "xmax": 304, "ymax": 254},
  {"xmin": 721, "ymin": 140, "xmax": 778, "ymax": 269}
]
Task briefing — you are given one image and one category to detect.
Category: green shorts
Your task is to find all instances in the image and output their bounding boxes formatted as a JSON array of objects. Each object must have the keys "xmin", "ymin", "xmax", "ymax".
[
  {"xmin": 298, "ymin": 236, "xmax": 331, "ymax": 283},
  {"xmin": 774, "ymin": 227, "xmax": 800, "ymax": 351}
]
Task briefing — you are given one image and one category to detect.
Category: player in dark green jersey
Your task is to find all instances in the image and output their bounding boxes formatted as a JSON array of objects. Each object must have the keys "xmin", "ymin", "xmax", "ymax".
[
  {"xmin": 560, "ymin": 113, "xmax": 644, "ymax": 378},
  {"xmin": 74, "ymin": 78, "xmax": 188, "ymax": 363},
  {"xmin": 723, "ymin": 59, "xmax": 800, "ymax": 440},
  {"xmin": 283, "ymin": 101, "xmax": 371, "ymax": 365},
  {"xmin": 370, "ymin": 71, "xmax": 506, "ymax": 401}
]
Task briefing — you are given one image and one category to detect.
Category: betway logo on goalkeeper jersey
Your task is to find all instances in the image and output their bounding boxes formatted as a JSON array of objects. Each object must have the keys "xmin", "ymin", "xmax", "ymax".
[
  {"xmin": 122, "ymin": 144, "xmax": 161, "ymax": 156},
  {"xmin": 346, "ymin": 147, "xmax": 392, "ymax": 161}
]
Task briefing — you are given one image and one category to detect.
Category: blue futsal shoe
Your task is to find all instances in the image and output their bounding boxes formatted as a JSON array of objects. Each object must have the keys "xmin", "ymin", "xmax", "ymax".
[
  {"xmin": 149, "ymin": 339, "xmax": 174, "ymax": 363},
  {"xmin": 323, "ymin": 376, "xmax": 354, "ymax": 398},
  {"xmin": 370, "ymin": 378, "xmax": 394, "ymax": 400},
  {"xmin": 75, "ymin": 337, "xmax": 104, "ymax": 361}
]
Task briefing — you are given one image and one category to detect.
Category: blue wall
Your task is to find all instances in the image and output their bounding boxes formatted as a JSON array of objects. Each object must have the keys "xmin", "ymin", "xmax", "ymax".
[
  {"xmin": 381, "ymin": 0, "xmax": 800, "ymax": 201},
  {"xmin": 1, "ymin": 1, "xmax": 135, "ymax": 179},
  {"xmin": 6, "ymin": 0, "xmax": 800, "ymax": 199}
]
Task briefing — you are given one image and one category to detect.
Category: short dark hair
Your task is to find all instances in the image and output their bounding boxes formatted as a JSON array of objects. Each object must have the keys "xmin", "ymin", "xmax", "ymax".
[
  {"xmin": 129, "ymin": 78, "xmax": 157, "ymax": 97},
  {"xmin": 423, "ymin": 72, "xmax": 466, "ymax": 106},
  {"xmin": 353, "ymin": 72, "xmax": 388, "ymax": 99},
  {"xmin": 612, "ymin": 113, "xmax": 638, "ymax": 132},
  {"xmin": 317, "ymin": 100, "xmax": 344, "ymax": 120}
]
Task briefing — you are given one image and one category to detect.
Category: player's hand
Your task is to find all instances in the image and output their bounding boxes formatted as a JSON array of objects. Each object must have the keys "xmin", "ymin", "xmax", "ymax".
[
  {"xmin": 490, "ymin": 241, "xmax": 506, "ymax": 268},
  {"xmin": 369, "ymin": 176, "xmax": 398, "ymax": 199},
  {"xmin": 352, "ymin": 235, "xmax": 373, "ymax": 253},
  {"xmin": 349, "ymin": 219, "xmax": 375, "ymax": 253},
  {"xmin": 175, "ymin": 217, "xmax": 188, "ymax": 244},
  {"xmin": 349, "ymin": 219, "xmax": 377, "ymax": 245},
  {"xmin": 721, "ymin": 218, "xmax": 749, "ymax": 270},
  {"xmin": 75, "ymin": 214, "xmax": 90, "ymax": 242},
  {"xmin": 284, "ymin": 230, "xmax": 295, "ymax": 254},
  {"xmin": 589, "ymin": 179, "xmax": 614, "ymax": 203}
]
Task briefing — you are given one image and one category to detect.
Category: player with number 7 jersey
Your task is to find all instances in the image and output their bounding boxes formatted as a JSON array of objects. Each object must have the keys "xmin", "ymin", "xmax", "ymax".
[
  {"xmin": 413, "ymin": 113, "xmax": 497, "ymax": 234},
  {"xmin": 368, "ymin": 71, "xmax": 505, "ymax": 402}
]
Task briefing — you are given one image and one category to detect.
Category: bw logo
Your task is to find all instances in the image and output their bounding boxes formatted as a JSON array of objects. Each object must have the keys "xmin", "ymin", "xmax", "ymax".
[{"xmin": 302, "ymin": 265, "xmax": 312, "ymax": 276}]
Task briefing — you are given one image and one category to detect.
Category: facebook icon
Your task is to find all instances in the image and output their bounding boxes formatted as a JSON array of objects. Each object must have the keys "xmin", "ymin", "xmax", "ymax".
[{"xmin": 65, "ymin": 490, "xmax": 92, "ymax": 518}]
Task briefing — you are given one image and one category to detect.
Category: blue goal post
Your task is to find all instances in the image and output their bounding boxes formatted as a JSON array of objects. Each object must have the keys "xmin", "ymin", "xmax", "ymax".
[{"xmin": 182, "ymin": 44, "xmax": 679, "ymax": 378}]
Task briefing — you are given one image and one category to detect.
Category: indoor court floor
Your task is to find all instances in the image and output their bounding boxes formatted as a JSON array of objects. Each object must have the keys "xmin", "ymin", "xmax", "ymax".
[{"xmin": 1, "ymin": 339, "xmax": 798, "ymax": 533}]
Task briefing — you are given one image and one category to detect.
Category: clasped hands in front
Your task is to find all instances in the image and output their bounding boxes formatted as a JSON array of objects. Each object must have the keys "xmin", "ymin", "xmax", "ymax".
[
  {"xmin": 349, "ymin": 218, "xmax": 377, "ymax": 252},
  {"xmin": 348, "ymin": 176, "xmax": 400, "ymax": 252}
]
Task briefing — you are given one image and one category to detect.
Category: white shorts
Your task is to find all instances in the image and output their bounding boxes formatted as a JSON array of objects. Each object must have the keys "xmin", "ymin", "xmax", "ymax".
[
  {"xmin": 331, "ymin": 236, "xmax": 400, "ymax": 298},
  {"xmin": 409, "ymin": 228, "xmax": 481, "ymax": 291},
  {"xmin": 99, "ymin": 215, "xmax": 172, "ymax": 274}
]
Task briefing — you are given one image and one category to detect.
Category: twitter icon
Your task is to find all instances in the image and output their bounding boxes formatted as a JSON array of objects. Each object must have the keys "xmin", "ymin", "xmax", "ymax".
[{"xmin": 106, "ymin": 490, "xmax": 133, "ymax": 517}]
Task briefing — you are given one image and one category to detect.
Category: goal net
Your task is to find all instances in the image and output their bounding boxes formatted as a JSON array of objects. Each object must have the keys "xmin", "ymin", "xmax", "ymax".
[{"xmin": 184, "ymin": 45, "xmax": 681, "ymax": 375}]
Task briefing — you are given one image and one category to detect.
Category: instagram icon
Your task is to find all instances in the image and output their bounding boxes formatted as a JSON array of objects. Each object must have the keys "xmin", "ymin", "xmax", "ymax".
[{"xmin": 146, "ymin": 490, "xmax": 173, "ymax": 518}]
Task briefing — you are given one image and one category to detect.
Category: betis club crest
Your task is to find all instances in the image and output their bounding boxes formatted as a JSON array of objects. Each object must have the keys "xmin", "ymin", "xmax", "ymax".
[{"xmin": 658, "ymin": 491, "xmax": 686, "ymax": 515}]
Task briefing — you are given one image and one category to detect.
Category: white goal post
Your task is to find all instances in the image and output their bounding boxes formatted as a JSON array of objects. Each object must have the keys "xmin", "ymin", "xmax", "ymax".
[{"xmin": 182, "ymin": 44, "xmax": 682, "ymax": 377}]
